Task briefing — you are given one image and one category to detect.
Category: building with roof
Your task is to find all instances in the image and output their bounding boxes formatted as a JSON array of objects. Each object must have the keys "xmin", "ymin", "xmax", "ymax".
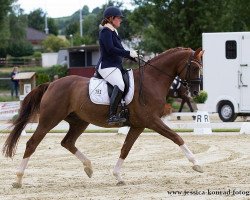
[
  {"xmin": 57, "ymin": 45, "xmax": 100, "ymax": 77},
  {"xmin": 26, "ymin": 27, "xmax": 47, "ymax": 50}
]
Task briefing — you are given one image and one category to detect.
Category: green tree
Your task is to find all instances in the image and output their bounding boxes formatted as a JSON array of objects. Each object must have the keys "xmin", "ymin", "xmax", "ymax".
[
  {"xmin": 42, "ymin": 35, "xmax": 70, "ymax": 52},
  {"xmin": 130, "ymin": 0, "xmax": 250, "ymax": 53},
  {"xmin": 48, "ymin": 18, "xmax": 58, "ymax": 35},
  {"xmin": 0, "ymin": 0, "xmax": 14, "ymax": 57},
  {"xmin": 27, "ymin": 8, "xmax": 58, "ymax": 35},
  {"xmin": 7, "ymin": 4, "xmax": 34, "ymax": 57},
  {"xmin": 8, "ymin": 41, "xmax": 34, "ymax": 57},
  {"xmin": 27, "ymin": 9, "xmax": 44, "ymax": 31},
  {"xmin": 0, "ymin": 0, "xmax": 14, "ymax": 25},
  {"xmin": 0, "ymin": 16, "xmax": 10, "ymax": 57},
  {"xmin": 82, "ymin": 13, "xmax": 98, "ymax": 43},
  {"xmin": 65, "ymin": 21, "xmax": 79, "ymax": 38}
]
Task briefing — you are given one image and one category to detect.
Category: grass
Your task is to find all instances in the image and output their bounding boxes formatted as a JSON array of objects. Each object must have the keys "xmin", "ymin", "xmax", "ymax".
[
  {"xmin": 0, "ymin": 96, "xmax": 14, "ymax": 102},
  {"xmin": 0, "ymin": 66, "xmax": 43, "ymax": 73},
  {"xmin": 0, "ymin": 89, "xmax": 18, "ymax": 102}
]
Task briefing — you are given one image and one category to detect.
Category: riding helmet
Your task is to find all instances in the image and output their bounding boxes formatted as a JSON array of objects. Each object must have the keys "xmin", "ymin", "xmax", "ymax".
[{"xmin": 103, "ymin": 6, "xmax": 124, "ymax": 18}]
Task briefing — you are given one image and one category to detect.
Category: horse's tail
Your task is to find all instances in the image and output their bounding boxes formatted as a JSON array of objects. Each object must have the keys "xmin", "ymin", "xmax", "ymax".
[{"xmin": 2, "ymin": 83, "xmax": 50, "ymax": 158}]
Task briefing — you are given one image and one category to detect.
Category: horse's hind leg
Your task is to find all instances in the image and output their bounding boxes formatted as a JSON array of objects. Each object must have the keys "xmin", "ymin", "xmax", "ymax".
[
  {"xmin": 13, "ymin": 110, "xmax": 68, "ymax": 188},
  {"xmin": 62, "ymin": 114, "xmax": 92, "ymax": 178},
  {"xmin": 113, "ymin": 127, "xmax": 144, "ymax": 185},
  {"xmin": 150, "ymin": 118, "xmax": 203, "ymax": 173},
  {"xmin": 13, "ymin": 124, "xmax": 59, "ymax": 188}
]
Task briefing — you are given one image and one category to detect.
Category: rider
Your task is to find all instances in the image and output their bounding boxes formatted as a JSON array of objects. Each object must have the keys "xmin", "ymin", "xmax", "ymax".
[{"xmin": 97, "ymin": 6, "xmax": 138, "ymax": 125}]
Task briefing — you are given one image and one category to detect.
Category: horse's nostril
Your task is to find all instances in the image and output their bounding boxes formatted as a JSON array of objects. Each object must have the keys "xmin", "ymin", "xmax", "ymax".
[{"xmin": 193, "ymin": 91, "xmax": 198, "ymax": 96}]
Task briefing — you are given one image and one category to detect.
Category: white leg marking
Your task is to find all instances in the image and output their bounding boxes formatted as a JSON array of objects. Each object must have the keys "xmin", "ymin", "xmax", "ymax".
[
  {"xmin": 75, "ymin": 150, "xmax": 93, "ymax": 178},
  {"xmin": 17, "ymin": 157, "xmax": 30, "ymax": 174},
  {"xmin": 14, "ymin": 157, "xmax": 30, "ymax": 187},
  {"xmin": 75, "ymin": 150, "xmax": 89, "ymax": 163},
  {"xmin": 113, "ymin": 158, "xmax": 124, "ymax": 182},
  {"xmin": 180, "ymin": 144, "xmax": 199, "ymax": 165}
]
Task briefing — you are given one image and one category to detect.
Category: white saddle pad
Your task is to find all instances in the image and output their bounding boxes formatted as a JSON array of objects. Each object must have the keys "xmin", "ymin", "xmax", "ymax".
[{"xmin": 89, "ymin": 70, "xmax": 134, "ymax": 105}]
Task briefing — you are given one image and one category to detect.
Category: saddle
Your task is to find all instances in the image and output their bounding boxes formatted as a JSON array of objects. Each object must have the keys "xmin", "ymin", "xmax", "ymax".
[
  {"xmin": 93, "ymin": 68, "xmax": 130, "ymax": 99},
  {"xmin": 89, "ymin": 69, "xmax": 134, "ymax": 126}
]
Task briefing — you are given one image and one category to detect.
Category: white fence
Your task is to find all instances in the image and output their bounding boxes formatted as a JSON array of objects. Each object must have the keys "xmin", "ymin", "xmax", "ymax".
[{"xmin": 0, "ymin": 101, "xmax": 20, "ymax": 120}]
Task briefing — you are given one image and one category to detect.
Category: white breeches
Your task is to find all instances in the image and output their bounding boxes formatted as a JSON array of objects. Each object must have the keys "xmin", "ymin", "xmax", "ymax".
[{"xmin": 98, "ymin": 64, "xmax": 125, "ymax": 92}]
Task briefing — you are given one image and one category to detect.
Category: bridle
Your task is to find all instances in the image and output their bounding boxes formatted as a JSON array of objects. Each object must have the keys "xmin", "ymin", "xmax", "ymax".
[
  {"xmin": 177, "ymin": 51, "xmax": 202, "ymax": 89},
  {"xmin": 135, "ymin": 49, "xmax": 202, "ymax": 105},
  {"xmin": 137, "ymin": 50, "xmax": 202, "ymax": 88}
]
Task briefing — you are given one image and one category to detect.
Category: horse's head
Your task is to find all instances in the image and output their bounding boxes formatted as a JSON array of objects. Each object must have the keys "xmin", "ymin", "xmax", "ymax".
[{"xmin": 178, "ymin": 48, "xmax": 204, "ymax": 97}]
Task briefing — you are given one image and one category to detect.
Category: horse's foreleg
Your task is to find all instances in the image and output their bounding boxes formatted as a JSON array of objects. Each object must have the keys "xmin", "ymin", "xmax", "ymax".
[
  {"xmin": 61, "ymin": 119, "xmax": 92, "ymax": 178},
  {"xmin": 180, "ymin": 144, "xmax": 203, "ymax": 172},
  {"xmin": 150, "ymin": 119, "xmax": 203, "ymax": 173},
  {"xmin": 113, "ymin": 127, "xmax": 144, "ymax": 185}
]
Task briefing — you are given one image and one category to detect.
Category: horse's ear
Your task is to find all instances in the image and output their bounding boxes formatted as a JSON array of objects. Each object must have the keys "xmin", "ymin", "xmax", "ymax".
[
  {"xmin": 197, "ymin": 50, "xmax": 204, "ymax": 60},
  {"xmin": 194, "ymin": 47, "xmax": 203, "ymax": 59}
]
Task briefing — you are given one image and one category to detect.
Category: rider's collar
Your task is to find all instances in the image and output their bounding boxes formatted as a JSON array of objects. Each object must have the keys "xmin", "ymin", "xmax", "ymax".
[{"xmin": 104, "ymin": 23, "xmax": 118, "ymax": 35}]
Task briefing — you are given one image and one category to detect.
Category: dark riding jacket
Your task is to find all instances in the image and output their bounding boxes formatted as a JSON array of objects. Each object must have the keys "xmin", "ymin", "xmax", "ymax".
[{"xmin": 97, "ymin": 24, "xmax": 131, "ymax": 70}]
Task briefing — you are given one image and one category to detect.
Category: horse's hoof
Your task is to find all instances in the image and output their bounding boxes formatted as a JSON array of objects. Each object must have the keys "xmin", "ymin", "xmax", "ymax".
[
  {"xmin": 192, "ymin": 165, "xmax": 204, "ymax": 173},
  {"xmin": 116, "ymin": 181, "xmax": 126, "ymax": 186},
  {"xmin": 84, "ymin": 166, "xmax": 93, "ymax": 178},
  {"xmin": 12, "ymin": 182, "xmax": 22, "ymax": 188}
]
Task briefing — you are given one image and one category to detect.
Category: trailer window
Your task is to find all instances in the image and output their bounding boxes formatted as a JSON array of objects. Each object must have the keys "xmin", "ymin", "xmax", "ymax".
[{"xmin": 225, "ymin": 40, "xmax": 237, "ymax": 59}]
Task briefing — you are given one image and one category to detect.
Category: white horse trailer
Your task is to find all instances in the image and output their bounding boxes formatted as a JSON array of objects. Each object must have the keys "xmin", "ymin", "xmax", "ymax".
[{"xmin": 203, "ymin": 32, "xmax": 250, "ymax": 122}]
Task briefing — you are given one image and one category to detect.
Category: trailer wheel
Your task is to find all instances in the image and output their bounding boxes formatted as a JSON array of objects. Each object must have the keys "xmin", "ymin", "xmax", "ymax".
[{"xmin": 218, "ymin": 101, "xmax": 237, "ymax": 122}]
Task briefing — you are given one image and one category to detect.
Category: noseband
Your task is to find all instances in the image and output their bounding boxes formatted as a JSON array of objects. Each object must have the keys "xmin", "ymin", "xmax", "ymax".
[{"xmin": 177, "ymin": 51, "xmax": 202, "ymax": 89}]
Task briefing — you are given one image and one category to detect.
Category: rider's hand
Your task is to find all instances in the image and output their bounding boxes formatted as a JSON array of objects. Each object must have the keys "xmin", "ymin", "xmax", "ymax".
[
  {"xmin": 130, "ymin": 50, "xmax": 138, "ymax": 58},
  {"xmin": 130, "ymin": 57, "xmax": 137, "ymax": 62}
]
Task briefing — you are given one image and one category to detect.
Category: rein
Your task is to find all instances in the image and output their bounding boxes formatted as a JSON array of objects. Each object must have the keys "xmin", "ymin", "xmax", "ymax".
[
  {"xmin": 137, "ymin": 50, "xmax": 200, "ymax": 85},
  {"xmin": 138, "ymin": 50, "xmax": 146, "ymax": 105},
  {"xmin": 138, "ymin": 59, "xmax": 174, "ymax": 79},
  {"xmin": 136, "ymin": 50, "xmax": 201, "ymax": 104}
]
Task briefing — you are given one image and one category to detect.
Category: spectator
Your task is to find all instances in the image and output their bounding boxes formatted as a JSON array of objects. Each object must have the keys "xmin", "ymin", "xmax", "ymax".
[{"xmin": 10, "ymin": 66, "xmax": 19, "ymax": 99}]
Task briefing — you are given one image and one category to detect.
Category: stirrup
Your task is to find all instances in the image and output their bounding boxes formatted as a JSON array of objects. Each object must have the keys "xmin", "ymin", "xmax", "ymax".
[{"xmin": 108, "ymin": 115, "xmax": 126, "ymax": 125}]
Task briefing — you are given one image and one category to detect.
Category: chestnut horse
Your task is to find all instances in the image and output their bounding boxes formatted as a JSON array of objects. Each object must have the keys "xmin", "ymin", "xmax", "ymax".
[{"xmin": 3, "ymin": 47, "xmax": 204, "ymax": 188}]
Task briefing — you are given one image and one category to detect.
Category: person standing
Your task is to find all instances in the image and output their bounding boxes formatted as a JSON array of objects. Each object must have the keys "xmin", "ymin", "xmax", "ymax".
[
  {"xmin": 97, "ymin": 6, "xmax": 138, "ymax": 125},
  {"xmin": 10, "ymin": 66, "xmax": 19, "ymax": 99}
]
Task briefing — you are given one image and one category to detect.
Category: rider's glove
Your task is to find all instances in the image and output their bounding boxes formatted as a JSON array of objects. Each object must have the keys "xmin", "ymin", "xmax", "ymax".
[{"xmin": 129, "ymin": 50, "xmax": 138, "ymax": 58}]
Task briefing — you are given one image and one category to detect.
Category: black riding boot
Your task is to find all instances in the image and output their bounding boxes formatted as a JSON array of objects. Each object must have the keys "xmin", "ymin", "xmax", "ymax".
[{"xmin": 108, "ymin": 86, "xmax": 126, "ymax": 125}]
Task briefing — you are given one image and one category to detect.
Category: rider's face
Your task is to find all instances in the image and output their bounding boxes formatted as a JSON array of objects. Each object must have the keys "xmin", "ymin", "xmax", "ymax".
[{"xmin": 112, "ymin": 16, "xmax": 122, "ymax": 28}]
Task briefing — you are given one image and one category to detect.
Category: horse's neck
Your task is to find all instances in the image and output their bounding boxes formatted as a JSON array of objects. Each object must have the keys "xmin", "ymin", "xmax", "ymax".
[
  {"xmin": 148, "ymin": 49, "xmax": 190, "ymax": 83},
  {"xmin": 134, "ymin": 49, "xmax": 189, "ymax": 98},
  {"xmin": 133, "ymin": 65, "xmax": 175, "ymax": 99},
  {"xmin": 144, "ymin": 54, "xmax": 178, "ymax": 86}
]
